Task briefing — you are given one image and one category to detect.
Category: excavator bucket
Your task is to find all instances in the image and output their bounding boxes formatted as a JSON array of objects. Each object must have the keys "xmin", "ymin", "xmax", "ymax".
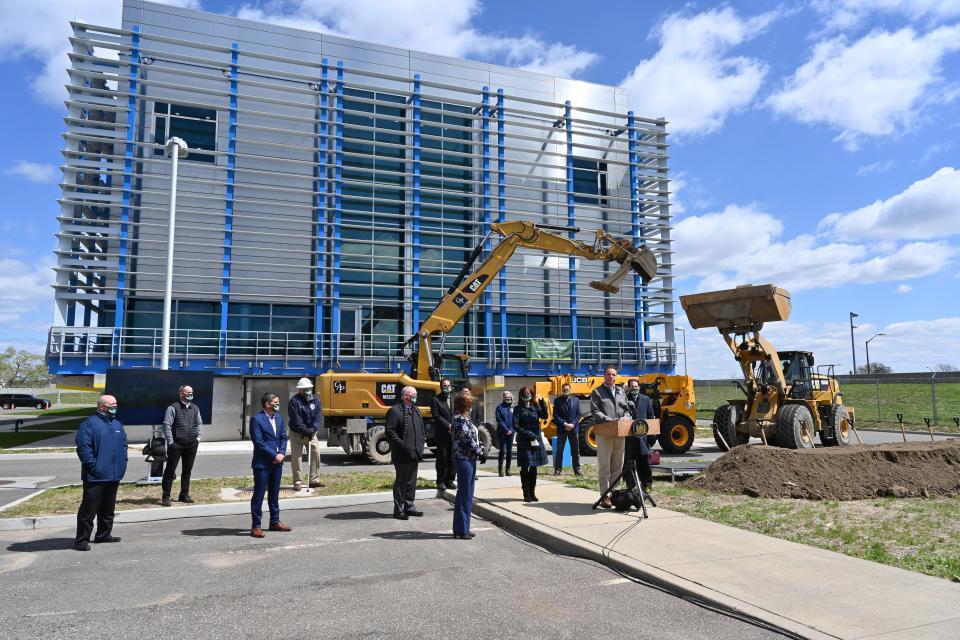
[
  {"xmin": 680, "ymin": 284, "xmax": 791, "ymax": 330},
  {"xmin": 589, "ymin": 244, "xmax": 657, "ymax": 293}
]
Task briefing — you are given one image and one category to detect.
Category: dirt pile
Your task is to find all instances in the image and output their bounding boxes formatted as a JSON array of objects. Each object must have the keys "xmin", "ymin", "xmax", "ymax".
[{"xmin": 687, "ymin": 438, "xmax": 960, "ymax": 500}]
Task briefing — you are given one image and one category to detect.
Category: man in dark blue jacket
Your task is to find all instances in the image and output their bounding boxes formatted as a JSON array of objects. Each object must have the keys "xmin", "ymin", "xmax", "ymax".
[
  {"xmin": 494, "ymin": 391, "xmax": 514, "ymax": 476},
  {"xmin": 552, "ymin": 383, "xmax": 582, "ymax": 476},
  {"xmin": 626, "ymin": 379, "xmax": 655, "ymax": 488},
  {"xmin": 74, "ymin": 394, "xmax": 127, "ymax": 551},
  {"xmin": 288, "ymin": 377, "xmax": 323, "ymax": 491},
  {"xmin": 249, "ymin": 392, "xmax": 292, "ymax": 538}
]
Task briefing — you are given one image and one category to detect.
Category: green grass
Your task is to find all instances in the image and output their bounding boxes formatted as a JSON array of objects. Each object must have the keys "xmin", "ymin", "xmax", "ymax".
[
  {"xmin": 36, "ymin": 391, "xmax": 100, "ymax": 405},
  {"xmin": 0, "ymin": 431, "xmax": 69, "ymax": 450},
  {"xmin": 1, "ymin": 473, "xmax": 436, "ymax": 518},
  {"xmin": 694, "ymin": 381, "xmax": 960, "ymax": 431},
  {"xmin": 6, "ymin": 407, "xmax": 93, "ymax": 418},
  {"xmin": 561, "ymin": 465, "xmax": 960, "ymax": 582}
]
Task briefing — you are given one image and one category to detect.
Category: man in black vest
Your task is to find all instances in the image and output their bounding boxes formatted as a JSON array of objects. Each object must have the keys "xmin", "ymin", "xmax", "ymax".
[
  {"xmin": 430, "ymin": 379, "xmax": 456, "ymax": 491},
  {"xmin": 385, "ymin": 385, "xmax": 426, "ymax": 519},
  {"xmin": 160, "ymin": 385, "xmax": 203, "ymax": 507}
]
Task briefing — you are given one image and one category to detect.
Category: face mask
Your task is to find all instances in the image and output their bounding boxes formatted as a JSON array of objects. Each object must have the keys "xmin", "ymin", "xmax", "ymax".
[
  {"xmin": 271, "ymin": 403, "xmax": 280, "ymax": 412},
  {"xmin": 521, "ymin": 395, "xmax": 531, "ymax": 403},
  {"xmin": 628, "ymin": 390, "xmax": 639, "ymax": 398},
  {"xmin": 185, "ymin": 394, "xmax": 194, "ymax": 402},
  {"xmin": 441, "ymin": 386, "xmax": 452, "ymax": 394},
  {"xmin": 107, "ymin": 407, "xmax": 118, "ymax": 416},
  {"xmin": 504, "ymin": 400, "xmax": 513, "ymax": 406},
  {"xmin": 562, "ymin": 390, "xmax": 571, "ymax": 397},
  {"xmin": 303, "ymin": 390, "xmax": 313, "ymax": 398},
  {"xmin": 410, "ymin": 396, "xmax": 418, "ymax": 403}
]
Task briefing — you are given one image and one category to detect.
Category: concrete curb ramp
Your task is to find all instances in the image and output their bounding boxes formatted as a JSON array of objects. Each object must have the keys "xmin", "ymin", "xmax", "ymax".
[
  {"xmin": 457, "ymin": 476, "xmax": 960, "ymax": 640},
  {"xmin": 0, "ymin": 488, "xmax": 437, "ymax": 532}
]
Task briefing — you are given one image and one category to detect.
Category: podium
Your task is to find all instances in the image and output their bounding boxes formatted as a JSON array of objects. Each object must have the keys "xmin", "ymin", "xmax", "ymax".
[{"xmin": 592, "ymin": 417, "xmax": 660, "ymax": 438}]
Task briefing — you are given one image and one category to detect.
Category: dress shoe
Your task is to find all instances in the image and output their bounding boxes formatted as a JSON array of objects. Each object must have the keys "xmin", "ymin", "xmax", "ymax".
[
  {"xmin": 453, "ymin": 533, "xmax": 472, "ymax": 540},
  {"xmin": 250, "ymin": 528, "xmax": 265, "ymax": 538},
  {"xmin": 93, "ymin": 535, "xmax": 121, "ymax": 543},
  {"xmin": 574, "ymin": 469, "xmax": 583, "ymax": 476},
  {"xmin": 178, "ymin": 495, "xmax": 194, "ymax": 503},
  {"xmin": 293, "ymin": 481, "xmax": 303, "ymax": 491},
  {"xmin": 553, "ymin": 469, "xmax": 562, "ymax": 476},
  {"xmin": 600, "ymin": 496, "xmax": 613, "ymax": 509},
  {"xmin": 309, "ymin": 480, "xmax": 325, "ymax": 488},
  {"xmin": 160, "ymin": 496, "xmax": 171, "ymax": 507},
  {"xmin": 404, "ymin": 509, "xmax": 424, "ymax": 517},
  {"xmin": 436, "ymin": 483, "xmax": 447, "ymax": 491},
  {"xmin": 268, "ymin": 522, "xmax": 292, "ymax": 532},
  {"xmin": 393, "ymin": 513, "xmax": 409, "ymax": 520},
  {"xmin": 464, "ymin": 531, "xmax": 476, "ymax": 538},
  {"xmin": 447, "ymin": 482, "xmax": 457, "ymax": 490},
  {"xmin": 531, "ymin": 494, "xmax": 540, "ymax": 502},
  {"xmin": 74, "ymin": 541, "xmax": 90, "ymax": 551},
  {"xmin": 505, "ymin": 469, "xmax": 511, "ymax": 476}
]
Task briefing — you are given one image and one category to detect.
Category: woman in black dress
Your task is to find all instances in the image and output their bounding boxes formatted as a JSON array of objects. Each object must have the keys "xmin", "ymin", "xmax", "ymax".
[{"xmin": 512, "ymin": 385, "xmax": 548, "ymax": 502}]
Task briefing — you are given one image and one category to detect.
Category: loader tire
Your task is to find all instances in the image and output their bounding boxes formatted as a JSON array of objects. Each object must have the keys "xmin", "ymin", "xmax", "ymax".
[
  {"xmin": 579, "ymin": 418, "xmax": 598, "ymax": 456},
  {"xmin": 363, "ymin": 424, "xmax": 392, "ymax": 465},
  {"xmin": 478, "ymin": 424, "xmax": 493, "ymax": 458},
  {"xmin": 713, "ymin": 404, "xmax": 747, "ymax": 451},
  {"xmin": 658, "ymin": 415, "xmax": 696, "ymax": 454},
  {"xmin": 775, "ymin": 404, "xmax": 816, "ymax": 449},
  {"xmin": 822, "ymin": 405, "xmax": 851, "ymax": 447}
]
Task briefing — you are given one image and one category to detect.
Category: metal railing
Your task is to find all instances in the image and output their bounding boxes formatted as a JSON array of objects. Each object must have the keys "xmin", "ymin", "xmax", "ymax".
[{"xmin": 47, "ymin": 326, "xmax": 676, "ymax": 371}]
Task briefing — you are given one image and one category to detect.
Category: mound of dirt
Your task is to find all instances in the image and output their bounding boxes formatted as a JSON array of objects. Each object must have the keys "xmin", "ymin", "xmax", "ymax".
[{"xmin": 687, "ymin": 438, "xmax": 960, "ymax": 500}]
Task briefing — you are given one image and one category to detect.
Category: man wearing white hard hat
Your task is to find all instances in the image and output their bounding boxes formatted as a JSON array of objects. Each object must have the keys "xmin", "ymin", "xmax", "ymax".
[{"xmin": 288, "ymin": 377, "xmax": 324, "ymax": 490}]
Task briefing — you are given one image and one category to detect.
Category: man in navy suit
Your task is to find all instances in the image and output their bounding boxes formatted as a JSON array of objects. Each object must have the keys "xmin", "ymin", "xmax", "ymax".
[
  {"xmin": 552, "ymin": 382, "xmax": 582, "ymax": 476},
  {"xmin": 249, "ymin": 392, "xmax": 292, "ymax": 538},
  {"xmin": 626, "ymin": 378, "xmax": 655, "ymax": 488}
]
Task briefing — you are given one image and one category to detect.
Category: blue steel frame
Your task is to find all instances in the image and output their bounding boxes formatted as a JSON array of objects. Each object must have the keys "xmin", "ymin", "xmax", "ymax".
[
  {"xmin": 219, "ymin": 42, "xmax": 238, "ymax": 361},
  {"xmin": 313, "ymin": 60, "xmax": 330, "ymax": 359},
  {"xmin": 113, "ymin": 25, "xmax": 140, "ymax": 352},
  {"xmin": 627, "ymin": 112, "xmax": 645, "ymax": 344},
  {"xmin": 496, "ymin": 89, "xmax": 507, "ymax": 349},
  {"xmin": 411, "ymin": 74, "xmax": 422, "ymax": 331},
  {"xmin": 481, "ymin": 87, "xmax": 493, "ymax": 338},
  {"xmin": 564, "ymin": 101, "xmax": 578, "ymax": 340},
  {"xmin": 331, "ymin": 61, "xmax": 344, "ymax": 360}
]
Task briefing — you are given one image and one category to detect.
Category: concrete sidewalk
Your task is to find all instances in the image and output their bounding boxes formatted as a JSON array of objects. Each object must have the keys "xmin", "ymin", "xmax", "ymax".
[{"xmin": 462, "ymin": 476, "xmax": 960, "ymax": 640}]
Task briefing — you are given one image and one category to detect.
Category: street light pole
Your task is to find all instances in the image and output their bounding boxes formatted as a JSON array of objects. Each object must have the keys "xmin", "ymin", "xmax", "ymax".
[
  {"xmin": 675, "ymin": 327, "xmax": 687, "ymax": 377},
  {"xmin": 160, "ymin": 137, "xmax": 189, "ymax": 371},
  {"xmin": 865, "ymin": 332, "xmax": 886, "ymax": 374},
  {"xmin": 849, "ymin": 312, "xmax": 859, "ymax": 374}
]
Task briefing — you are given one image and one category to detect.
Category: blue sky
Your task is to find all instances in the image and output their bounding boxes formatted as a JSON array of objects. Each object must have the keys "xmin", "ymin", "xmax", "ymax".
[{"xmin": 1, "ymin": 0, "xmax": 958, "ymax": 377}]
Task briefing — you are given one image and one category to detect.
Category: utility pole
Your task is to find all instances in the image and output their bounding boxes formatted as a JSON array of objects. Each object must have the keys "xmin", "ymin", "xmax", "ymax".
[
  {"xmin": 161, "ymin": 137, "xmax": 189, "ymax": 370},
  {"xmin": 849, "ymin": 312, "xmax": 859, "ymax": 374},
  {"xmin": 865, "ymin": 332, "xmax": 885, "ymax": 375}
]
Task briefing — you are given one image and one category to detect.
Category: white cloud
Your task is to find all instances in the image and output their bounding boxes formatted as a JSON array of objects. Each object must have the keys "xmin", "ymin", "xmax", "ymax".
[
  {"xmin": 0, "ymin": 256, "xmax": 55, "ymax": 353},
  {"xmin": 0, "ymin": 1, "xmax": 199, "ymax": 106},
  {"xmin": 768, "ymin": 26, "xmax": 960, "ymax": 149},
  {"xmin": 819, "ymin": 166, "xmax": 960, "ymax": 240},
  {"xmin": 855, "ymin": 159, "xmax": 895, "ymax": 177},
  {"xmin": 236, "ymin": 0, "xmax": 598, "ymax": 78},
  {"xmin": 895, "ymin": 283, "xmax": 912, "ymax": 293},
  {"xmin": 813, "ymin": 0, "xmax": 960, "ymax": 31},
  {"xmin": 6, "ymin": 160, "xmax": 58, "ymax": 183},
  {"xmin": 620, "ymin": 7, "xmax": 773, "ymax": 137},
  {"xmin": 673, "ymin": 202, "xmax": 955, "ymax": 293}
]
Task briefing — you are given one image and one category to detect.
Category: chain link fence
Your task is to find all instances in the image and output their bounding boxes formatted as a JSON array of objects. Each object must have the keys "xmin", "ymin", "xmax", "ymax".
[{"xmin": 695, "ymin": 372, "xmax": 960, "ymax": 433}]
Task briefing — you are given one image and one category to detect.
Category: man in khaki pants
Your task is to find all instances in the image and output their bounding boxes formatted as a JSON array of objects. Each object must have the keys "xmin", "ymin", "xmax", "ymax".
[
  {"xmin": 287, "ymin": 378, "xmax": 323, "ymax": 490},
  {"xmin": 590, "ymin": 366, "xmax": 631, "ymax": 508}
]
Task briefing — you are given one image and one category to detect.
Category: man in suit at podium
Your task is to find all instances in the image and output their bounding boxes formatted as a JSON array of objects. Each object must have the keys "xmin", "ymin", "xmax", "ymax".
[
  {"xmin": 590, "ymin": 366, "xmax": 632, "ymax": 508},
  {"xmin": 249, "ymin": 392, "xmax": 292, "ymax": 538}
]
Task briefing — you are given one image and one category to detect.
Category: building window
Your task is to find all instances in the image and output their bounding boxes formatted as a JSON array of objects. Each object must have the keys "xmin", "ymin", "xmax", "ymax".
[
  {"xmin": 153, "ymin": 102, "xmax": 217, "ymax": 163},
  {"xmin": 572, "ymin": 157, "xmax": 608, "ymax": 205}
]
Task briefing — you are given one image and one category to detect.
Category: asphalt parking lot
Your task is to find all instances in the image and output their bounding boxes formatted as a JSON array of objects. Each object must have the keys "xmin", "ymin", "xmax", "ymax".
[{"xmin": 0, "ymin": 499, "xmax": 783, "ymax": 639}]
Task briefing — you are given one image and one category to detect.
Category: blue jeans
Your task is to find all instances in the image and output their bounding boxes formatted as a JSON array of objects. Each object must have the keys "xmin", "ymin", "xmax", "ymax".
[
  {"xmin": 453, "ymin": 457, "xmax": 476, "ymax": 535},
  {"xmin": 497, "ymin": 432, "xmax": 513, "ymax": 469},
  {"xmin": 251, "ymin": 463, "xmax": 282, "ymax": 529}
]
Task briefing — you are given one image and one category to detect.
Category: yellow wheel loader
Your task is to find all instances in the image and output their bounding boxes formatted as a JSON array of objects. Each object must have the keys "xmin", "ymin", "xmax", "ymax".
[{"xmin": 680, "ymin": 284, "xmax": 854, "ymax": 450}]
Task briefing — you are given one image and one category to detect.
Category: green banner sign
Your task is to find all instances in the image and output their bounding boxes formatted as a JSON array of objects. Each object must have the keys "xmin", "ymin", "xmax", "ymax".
[{"xmin": 526, "ymin": 338, "xmax": 574, "ymax": 361}]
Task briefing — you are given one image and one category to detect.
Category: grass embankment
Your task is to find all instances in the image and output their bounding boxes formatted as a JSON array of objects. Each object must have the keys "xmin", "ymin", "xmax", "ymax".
[
  {"xmin": 0, "ymin": 432, "xmax": 70, "ymax": 450},
  {"xmin": 1, "ymin": 473, "xmax": 435, "ymax": 519},
  {"xmin": 3, "ymin": 407, "xmax": 91, "ymax": 419},
  {"xmin": 559, "ymin": 464, "xmax": 960, "ymax": 582}
]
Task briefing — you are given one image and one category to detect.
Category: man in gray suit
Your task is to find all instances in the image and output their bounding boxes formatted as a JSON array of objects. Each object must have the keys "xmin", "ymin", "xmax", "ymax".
[{"xmin": 590, "ymin": 366, "xmax": 632, "ymax": 508}]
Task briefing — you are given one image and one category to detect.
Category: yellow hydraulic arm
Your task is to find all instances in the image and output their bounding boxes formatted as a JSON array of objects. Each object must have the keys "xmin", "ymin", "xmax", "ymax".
[{"xmin": 407, "ymin": 220, "xmax": 658, "ymax": 380}]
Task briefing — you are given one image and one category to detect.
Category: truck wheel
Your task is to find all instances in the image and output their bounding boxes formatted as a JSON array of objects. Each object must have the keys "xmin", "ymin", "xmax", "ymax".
[
  {"xmin": 658, "ymin": 415, "xmax": 695, "ymax": 454},
  {"xmin": 713, "ymin": 404, "xmax": 747, "ymax": 451},
  {"xmin": 775, "ymin": 404, "xmax": 815, "ymax": 449},
  {"xmin": 477, "ymin": 425, "xmax": 492, "ymax": 458},
  {"xmin": 362, "ymin": 424, "xmax": 392, "ymax": 465},
  {"xmin": 822, "ymin": 405, "xmax": 851, "ymax": 447},
  {"xmin": 578, "ymin": 421, "xmax": 598, "ymax": 456}
]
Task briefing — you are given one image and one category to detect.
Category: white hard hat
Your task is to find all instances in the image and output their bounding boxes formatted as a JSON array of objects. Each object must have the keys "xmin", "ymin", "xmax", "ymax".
[{"xmin": 296, "ymin": 377, "xmax": 314, "ymax": 389}]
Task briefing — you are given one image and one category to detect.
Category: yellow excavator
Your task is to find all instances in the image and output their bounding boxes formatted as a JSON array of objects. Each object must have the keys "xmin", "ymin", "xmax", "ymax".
[
  {"xmin": 680, "ymin": 284, "xmax": 854, "ymax": 450},
  {"xmin": 320, "ymin": 220, "xmax": 658, "ymax": 463}
]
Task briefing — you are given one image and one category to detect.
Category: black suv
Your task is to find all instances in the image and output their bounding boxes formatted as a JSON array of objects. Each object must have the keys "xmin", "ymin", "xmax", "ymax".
[{"xmin": 0, "ymin": 394, "xmax": 52, "ymax": 410}]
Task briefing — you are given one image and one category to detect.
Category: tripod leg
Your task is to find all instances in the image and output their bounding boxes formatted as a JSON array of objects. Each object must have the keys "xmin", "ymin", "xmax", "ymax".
[{"xmin": 592, "ymin": 469, "xmax": 628, "ymax": 510}]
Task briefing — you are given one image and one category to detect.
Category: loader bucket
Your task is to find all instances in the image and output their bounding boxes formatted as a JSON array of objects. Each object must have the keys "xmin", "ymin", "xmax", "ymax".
[
  {"xmin": 680, "ymin": 284, "xmax": 791, "ymax": 330},
  {"xmin": 589, "ymin": 245, "xmax": 658, "ymax": 293}
]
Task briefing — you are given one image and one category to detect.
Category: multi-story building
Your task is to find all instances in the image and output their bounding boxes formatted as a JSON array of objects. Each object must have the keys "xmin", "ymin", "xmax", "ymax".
[{"xmin": 50, "ymin": 1, "xmax": 675, "ymax": 436}]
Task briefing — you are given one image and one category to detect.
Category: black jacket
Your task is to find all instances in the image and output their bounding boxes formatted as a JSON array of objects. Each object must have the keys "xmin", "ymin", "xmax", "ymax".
[
  {"xmin": 385, "ymin": 402, "xmax": 426, "ymax": 463},
  {"xmin": 552, "ymin": 395, "xmax": 581, "ymax": 429},
  {"xmin": 288, "ymin": 392, "xmax": 323, "ymax": 437},
  {"xmin": 630, "ymin": 393, "xmax": 655, "ymax": 420},
  {"xmin": 430, "ymin": 393, "xmax": 453, "ymax": 443}
]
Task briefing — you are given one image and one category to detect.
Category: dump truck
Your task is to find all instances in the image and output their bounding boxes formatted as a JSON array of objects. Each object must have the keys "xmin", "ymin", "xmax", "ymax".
[
  {"xmin": 321, "ymin": 220, "xmax": 658, "ymax": 463},
  {"xmin": 680, "ymin": 284, "xmax": 854, "ymax": 450},
  {"xmin": 534, "ymin": 373, "xmax": 697, "ymax": 455}
]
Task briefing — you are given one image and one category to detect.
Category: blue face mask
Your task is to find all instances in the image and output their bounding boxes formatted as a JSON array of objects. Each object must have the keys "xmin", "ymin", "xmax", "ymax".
[
  {"xmin": 107, "ymin": 407, "xmax": 118, "ymax": 417},
  {"xmin": 185, "ymin": 394, "xmax": 194, "ymax": 402}
]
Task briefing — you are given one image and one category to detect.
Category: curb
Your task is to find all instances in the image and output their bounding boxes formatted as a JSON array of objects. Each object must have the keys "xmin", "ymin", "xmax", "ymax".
[
  {"xmin": 452, "ymin": 492, "xmax": 832, "ymax": 640},
  {"xmin": 856, "ymin": 428, "xmax": 958, "ymax": 438},
  {"xmin": 0, "ymin": 488, "xmax": 438, "ymax": 532}
]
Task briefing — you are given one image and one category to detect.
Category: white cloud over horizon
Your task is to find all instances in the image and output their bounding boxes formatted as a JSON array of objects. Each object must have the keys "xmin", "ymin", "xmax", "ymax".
[
  {"xmin": 6, "ymin": 160, "xmax": 58, "ymax": 183},
  {"xmin": 813, "ymin": 0, "xmax": 960, "ymax": 32},
  {"xmin": 767, "ymin": 26, "xmax": 960, "ymax": 149},
  {"xmin": 0, "ymin": 256, "xmax": 55, "ymax": 354},
  {"xmin": 620, "ymin": 7, "xmax": 773, "ymax": 137}
]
